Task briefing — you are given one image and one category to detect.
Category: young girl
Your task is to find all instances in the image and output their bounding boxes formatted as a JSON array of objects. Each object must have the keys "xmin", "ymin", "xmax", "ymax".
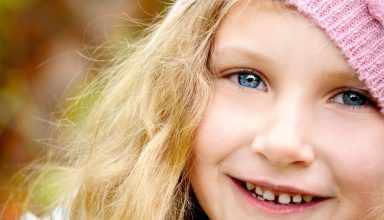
[{"xmin": 23, "ymin": 0, "xmax": 384, "ymax": 219}]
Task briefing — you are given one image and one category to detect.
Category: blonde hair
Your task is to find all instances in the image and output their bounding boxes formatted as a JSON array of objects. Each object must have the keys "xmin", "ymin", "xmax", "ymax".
[{"xmin": 23, "ymin": 1, "xmax": 240, "ymax": 219}]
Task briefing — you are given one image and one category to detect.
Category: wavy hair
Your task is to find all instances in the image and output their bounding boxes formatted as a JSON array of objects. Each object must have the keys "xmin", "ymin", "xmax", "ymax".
[{"xmin": 22, "ymin": 1, "xmax": 241, "ymax": 219}]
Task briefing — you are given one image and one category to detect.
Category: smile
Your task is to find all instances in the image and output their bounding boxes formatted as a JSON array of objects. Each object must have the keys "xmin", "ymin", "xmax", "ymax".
[
  {"xmin": 232, "ymin": 178, "xmax": 330, "ymax": 214},
  {"xmin": 242, "ymin": 181, "xmax": 320, "ymax": 205}
]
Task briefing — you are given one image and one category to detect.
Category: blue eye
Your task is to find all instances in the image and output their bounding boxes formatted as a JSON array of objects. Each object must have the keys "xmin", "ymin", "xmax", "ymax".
[
  {"xmin": 238, "ymin": 74, "xmax": 260, "ymax": 88},
  {"xmin": 342, "ymin": 91, "xmax": 367, "ymax": 106},
  {"xmin": 236, "ymin": 71, "xmax": 267, "ymax": 91},
  {"xmin": 332, "ymin": 90, "xmax": 373, "ymax": 108}
]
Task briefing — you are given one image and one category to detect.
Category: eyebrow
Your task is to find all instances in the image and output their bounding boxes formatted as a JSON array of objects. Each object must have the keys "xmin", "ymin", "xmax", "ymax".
[
  {"xmin": 211, "ymin": 46, "xmax": 368, "ymax": 90},
  {"xmin": 210, "ymin": 46, "xmax": 276, "ymax": 76},
  {"xmin": 212, "ymin": 46, "xmax": 274, "ymax": 67},
  {"xmin": 320, "ymin": 71, "xmax": 369, "ymax": 90}
]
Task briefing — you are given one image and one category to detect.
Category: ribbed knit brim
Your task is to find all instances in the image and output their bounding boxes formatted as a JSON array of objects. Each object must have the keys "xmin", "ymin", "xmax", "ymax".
[{"xmin": 170, "ymin": 0, "xmax": 384, "ymax": 113}]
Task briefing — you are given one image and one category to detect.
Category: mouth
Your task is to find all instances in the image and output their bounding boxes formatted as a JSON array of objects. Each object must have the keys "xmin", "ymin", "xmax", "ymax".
[{"xmin": 233, "ymin": 178, "xmax": 329, "ymax": 214}]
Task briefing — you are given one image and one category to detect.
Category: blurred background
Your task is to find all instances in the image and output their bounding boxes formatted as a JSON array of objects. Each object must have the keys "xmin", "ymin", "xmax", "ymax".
[{"xmin": 0, "ymin": 0, "xmax": 169, "ymax": 218}]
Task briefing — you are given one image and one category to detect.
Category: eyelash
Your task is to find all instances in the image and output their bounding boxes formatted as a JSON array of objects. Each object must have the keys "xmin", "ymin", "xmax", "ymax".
[
  {"xmin": 329, "ymin": 88, "xmax": 378, "ymax": 110},
  {"xmin": 226, "ymin": 68, "xmax": 268, "ymax": 92},
  {"xmin": 224, "ymin": 68, "xmax": 378, "ymax": 111}
]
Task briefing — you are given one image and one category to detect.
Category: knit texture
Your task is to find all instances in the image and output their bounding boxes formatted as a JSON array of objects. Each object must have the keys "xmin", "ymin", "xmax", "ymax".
[
  {"xmin": 284, "ymin": 0, "xmax": 384, "ymax": 113},
  {"xmin": 170, "ymin": 0, "xmax": 384, "ymax": 113}
]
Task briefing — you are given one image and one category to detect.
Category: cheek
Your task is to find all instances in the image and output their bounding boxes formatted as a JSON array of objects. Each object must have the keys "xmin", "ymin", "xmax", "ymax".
[
  {"xmin": 194, "ymin": 86, "xmax": 263, "ymax": 162},
  {"xmin": 194, "ymin": 100, "xmax": 237, "ymax": 163},
  {"xmin": 318, "ymin": 115, "xmax": 384, "ymax": 198}
]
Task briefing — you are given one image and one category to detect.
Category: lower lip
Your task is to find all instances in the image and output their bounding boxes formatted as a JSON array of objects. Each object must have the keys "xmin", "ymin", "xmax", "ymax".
[{"xmin": 231, "ymin": 178, "xmax": 324, "ymax": 215}]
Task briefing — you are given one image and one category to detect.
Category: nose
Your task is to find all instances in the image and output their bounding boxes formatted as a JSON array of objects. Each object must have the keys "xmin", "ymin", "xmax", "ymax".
[{"xmin": 251, "ymin": 105, "xmax": 315, "ymax": 168}]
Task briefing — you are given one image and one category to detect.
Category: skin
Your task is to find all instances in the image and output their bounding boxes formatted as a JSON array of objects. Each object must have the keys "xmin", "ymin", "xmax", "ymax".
[{"xmin": 190, "ymin": 1, "xmax": 384, "ymax": 219}]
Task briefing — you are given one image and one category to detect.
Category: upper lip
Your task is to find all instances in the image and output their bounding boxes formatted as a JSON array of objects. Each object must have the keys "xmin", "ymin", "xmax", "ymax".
[{"xmin": 234, "ymin": 177, "xmax": 331, "ymax": 198}]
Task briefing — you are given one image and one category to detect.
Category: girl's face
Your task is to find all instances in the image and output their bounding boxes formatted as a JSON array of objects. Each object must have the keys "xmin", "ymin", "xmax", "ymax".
[{"xmin": 190, "ymin": 1, "xmax": 384, "ymax": 220}]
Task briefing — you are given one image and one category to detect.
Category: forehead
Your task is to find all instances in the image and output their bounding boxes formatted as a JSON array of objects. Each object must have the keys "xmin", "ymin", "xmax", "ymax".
[{"xmin": 212, "ymin": 0, "xmax": 364, "ymax": 87}]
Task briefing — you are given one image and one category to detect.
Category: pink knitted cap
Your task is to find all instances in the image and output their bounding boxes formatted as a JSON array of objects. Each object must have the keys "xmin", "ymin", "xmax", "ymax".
[{"xmin": 170, "ymin": 0, "xmax": 384, "ymax": 113}]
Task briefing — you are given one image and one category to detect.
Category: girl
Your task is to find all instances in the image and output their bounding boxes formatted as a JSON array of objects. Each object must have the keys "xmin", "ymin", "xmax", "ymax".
[{"xmin": 23, "ymin": 0, "xmax": 384, "ymax": 219}]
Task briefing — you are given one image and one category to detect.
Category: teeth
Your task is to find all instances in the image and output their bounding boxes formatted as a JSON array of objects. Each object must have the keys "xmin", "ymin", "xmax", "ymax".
[
  {"xmin": 244, "ymin": 182, "xmax": 316, "ymax": 204},
  {"xmin": 263, "ymin": 190, "xmax": 275, "ymax": 201},
  {"xmin": 303, "ymin": 195, "xmax": 313, "ymax": 203},
  {"xmin": 255, "ymin": 186, "xmax": 263, "ymax": 196},
  {"xmin": 257, "ymin": 195, "xmax": 265, "ymax": 201},
  {"xmin": 292, "ymin": 194, "xmax": 303, "ymax": 203},
  {"xmin": 246, "ymin": 182, "xmax": 256, "ymax": 191},
  {"xmin": 278, "ymin": 193, "xmax": 291, "ymax": 204}
]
